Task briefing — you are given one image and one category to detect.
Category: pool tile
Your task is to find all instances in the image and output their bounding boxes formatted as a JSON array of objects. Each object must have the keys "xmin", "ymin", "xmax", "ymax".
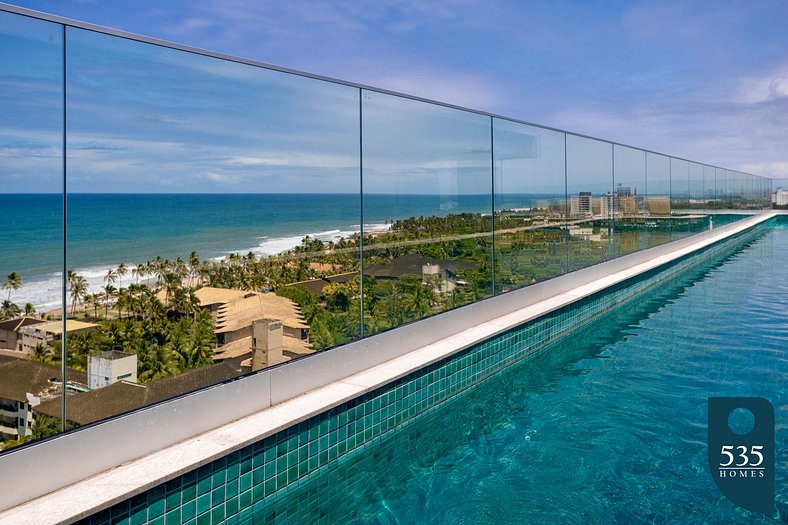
[{"xmin": 79, "ymin": 243, "xmax": 741, "ymax": 525}]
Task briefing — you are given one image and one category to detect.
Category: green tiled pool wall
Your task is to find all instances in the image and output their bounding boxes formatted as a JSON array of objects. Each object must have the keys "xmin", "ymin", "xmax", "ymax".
[{"xmin": 78, "ymin": 225, "xmax": 765, "ymax": 525}]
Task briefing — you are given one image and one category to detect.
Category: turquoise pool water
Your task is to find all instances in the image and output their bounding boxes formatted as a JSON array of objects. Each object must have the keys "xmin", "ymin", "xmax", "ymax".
[{"xmin": 254, "ymin": 220, "xmax": 787, "ymax": 524}]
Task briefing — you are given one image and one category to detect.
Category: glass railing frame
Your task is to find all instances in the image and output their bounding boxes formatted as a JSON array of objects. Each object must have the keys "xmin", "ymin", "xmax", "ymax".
[{"xmin": 0, "ymin": 1, "xmax": 776, "ymax": 457}]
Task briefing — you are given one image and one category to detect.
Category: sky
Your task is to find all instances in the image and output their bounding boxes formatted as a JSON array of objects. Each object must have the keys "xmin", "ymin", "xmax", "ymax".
[{"xmin": 2, "ymin": 0, "xmax": 788, "ymax": 192}]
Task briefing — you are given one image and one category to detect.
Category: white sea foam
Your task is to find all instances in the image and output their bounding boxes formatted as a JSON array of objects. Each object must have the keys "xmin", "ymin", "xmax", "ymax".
[
  {"xmin": 217, "ymin": 224, "xmax": 393, "ymax": 260},
  {"xmin": 251, "ymin": 229, "xmax": 352, "ymax": 256},
  {"xmin": 358, "ymin": 223, "xmax": 392, "ymax": 233},
  {"xmin": 6, "ymin": 272, "xmax": 63, "ymax": 310},
  {"xmin": 12, "ymin": 224, "xmax": 393, "ymax": 309}
]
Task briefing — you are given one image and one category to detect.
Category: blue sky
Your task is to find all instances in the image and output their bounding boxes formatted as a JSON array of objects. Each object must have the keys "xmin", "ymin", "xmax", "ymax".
[{"xmin": 2, "ymin": 0, "xmax": 788, "ymax": 191}]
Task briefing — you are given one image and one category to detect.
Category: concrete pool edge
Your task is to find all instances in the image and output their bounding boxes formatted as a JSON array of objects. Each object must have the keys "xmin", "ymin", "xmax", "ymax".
[{"xmin": 0, "ymin": 211, "xmax": 782, "ymax": 524}]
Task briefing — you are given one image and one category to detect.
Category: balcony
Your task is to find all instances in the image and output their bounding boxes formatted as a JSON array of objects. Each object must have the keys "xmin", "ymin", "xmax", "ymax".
[{"xmin": 0, "ymin": 3, "xmax": 784, "ymax": 524}]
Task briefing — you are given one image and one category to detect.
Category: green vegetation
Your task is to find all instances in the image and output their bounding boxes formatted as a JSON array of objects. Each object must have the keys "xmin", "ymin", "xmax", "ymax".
[
  {"xmin": 10, "ymin": 211, "xmax": 705, "ymax": 379},
  {"xmin": 55, "ymin": 310, "xmax": 215, "ymax": 381},
  {"xmin": 1, "ymin": 272, "xmax": 23, "ymax": 320}
]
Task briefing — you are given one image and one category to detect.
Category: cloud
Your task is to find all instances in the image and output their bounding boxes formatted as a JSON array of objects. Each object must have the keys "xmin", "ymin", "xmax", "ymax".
[
  {"xmin": 6, "ymin": 0, "xmax": 787, "ymax": 184},
  {"xmin": 737, "ymin": 63, "xmax": 788, "ymax": 104},
  {"xmin": 227, "ymin": 153, "xmax": 355, "ymax": 170},
  {"xmin": 740, "ymin": 161, "xmax": 788, "ymax": 179},
  {"xmin": 201, "ymin": 170, "xmax": 250, "ymax": 184}
]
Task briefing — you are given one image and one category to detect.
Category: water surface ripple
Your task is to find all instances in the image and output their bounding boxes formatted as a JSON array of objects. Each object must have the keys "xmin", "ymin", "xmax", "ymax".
[{"xmin": 261, "ymin": 222, "xmax": 787, "ymax": 524}]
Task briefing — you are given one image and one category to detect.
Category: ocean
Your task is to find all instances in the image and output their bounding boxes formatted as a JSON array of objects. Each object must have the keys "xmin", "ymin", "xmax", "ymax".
[{"xmin": 2, "ymin": 193, "xmax": 553, "ymax": 308}]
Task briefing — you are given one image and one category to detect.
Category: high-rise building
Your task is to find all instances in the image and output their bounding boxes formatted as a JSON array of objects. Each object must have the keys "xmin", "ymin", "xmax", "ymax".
[
  {"xmin": 616, "ymin": 184, "xmax": 631, "ymax": 197},
  {"xmin": 619, "ymin": 195, "xmax": 638, "ymax": 215},
  {"xmin": 570, "ymin": 192, "xmax": 593, "ymax": 217},
  {"xmin": 600, "ymin": 192, "xmax": 619, "ymax": 218}
]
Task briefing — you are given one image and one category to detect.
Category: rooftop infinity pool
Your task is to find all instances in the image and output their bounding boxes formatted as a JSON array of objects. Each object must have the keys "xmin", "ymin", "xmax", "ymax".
[{"xmin": 253, "ymin": 218, "xmax": 787, "ymax": 524}]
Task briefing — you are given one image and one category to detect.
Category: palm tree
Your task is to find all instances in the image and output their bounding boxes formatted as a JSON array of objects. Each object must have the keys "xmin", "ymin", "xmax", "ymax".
[
  {"xmin": 30, "ymin": 343, "xmax": 54, "ymax": 364},
  {"xmin": 116, "ymin": 262, "xmax": 128, "ymax": 289},
  {"xmin": 152, "ymin": 256, "xmax": 167, "ymax": 288},
  {"xmin": 173, "ymin": 257, "xmax": 188, "ymax": 282},
  {"xmin": 169, "ymin": 335, "xmax": 192, "ymax": 371},
  {"xmin": 137, "ymin": 342, "xmax": 178, "ymax": 382},
  {"xmin": 4, "ymin": 272, "xmax": 22, "ymax": 301},
  {"xmin": 67, "ymin": 271, "xmax": 88, "ymax": 317},
  {"xmin": 86, "ymin": 293, "xmax": 102, "ymax": 318},
  {"xmin": 187, "ymin": 309, "xmax": 216, "ymax": 366},
  {"xmin": 1, "ymin": 300, "xmax": 21, "ymax": 319},
  {"xmin": 188, "ymin": 251, "xmax": 200, "ymax": 286},
  {"xmin": 404, "ymin": 279, "xmax": 437, "ymax": 319},
  {"xmin": 102, "ymin": 284, "xmax": 117, "ymax": 318},
  {"xmin": 104, "ymin": 267, "xmax": 117, "ymax": 287},
  {"xmin": 23, "ymin": 302, "xmax": 36, "ymax": 317},
  {"xmin": 131, "ymin": 264, "xmax": 145, "ymax": 284},
  {"xmin": 162, "ymin": 272, "xmax": 180, "ymax": 306},
  {"xmin": 115, "ymin": 289, "xmax": 131, "ymax": 320},
  {"xmin": 32, "ymin": 414, "xmax": 63, "ymax": 440}
]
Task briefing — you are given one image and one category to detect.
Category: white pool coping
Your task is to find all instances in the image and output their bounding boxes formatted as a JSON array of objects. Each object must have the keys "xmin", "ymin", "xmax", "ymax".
[{"xmin": 0, "ymin": 211, "xmax": 779, "ymax": 525}]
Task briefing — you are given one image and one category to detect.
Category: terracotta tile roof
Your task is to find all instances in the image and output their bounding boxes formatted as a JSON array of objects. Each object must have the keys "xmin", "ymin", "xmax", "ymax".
[
  {"xmin": 212, "ymin": 335, "xmax": 312, "ymax": 362},
  {"xmin": 193, "ymin": 287, "xmax": 253, "ymax": 306},
  {"xmin": 214, "ymin": 293, "xmax": 307, "ymax": 333}
]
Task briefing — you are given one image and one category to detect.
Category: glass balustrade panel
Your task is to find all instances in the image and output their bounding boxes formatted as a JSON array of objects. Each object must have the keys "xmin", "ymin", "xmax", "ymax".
[
  {"xmin": 361, "ymin": 90, "xmax": 493, "ymax": 335},
  {"xmin": 492, "ymin": 119, "xmax": 566, "ymax": 293},
  {"xmin": 0, "ymin": 10, "xmax": 65, "ymax": 451}
]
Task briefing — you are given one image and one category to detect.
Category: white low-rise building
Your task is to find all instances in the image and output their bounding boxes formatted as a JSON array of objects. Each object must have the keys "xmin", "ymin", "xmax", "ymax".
[{"xmin": 88, "ymin": 351, "xmax": 138, "ymax": 390}]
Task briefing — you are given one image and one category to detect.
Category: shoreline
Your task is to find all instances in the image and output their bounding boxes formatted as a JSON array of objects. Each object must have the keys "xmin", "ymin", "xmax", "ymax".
[{"xmin": 8, "ymin": 223, "xmax": 392, "ymax": 310}]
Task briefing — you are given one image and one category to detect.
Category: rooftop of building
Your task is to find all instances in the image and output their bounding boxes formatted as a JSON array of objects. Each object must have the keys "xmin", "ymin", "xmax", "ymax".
[
  {"xmin": 365, "ymin": 253, "xmax": 475, "ymax": 279},
  {"xmin": 214, "ymin": 292, "xmax": 307, "ymax": 334},
  {"xmin": 91, "ymin": 350, "xmax": 135, "ymax": 361},
  {"xmin": 35, "ymin": 362, "xmax": 241, "ymax": 426},
  {"xmin": 0, "ymin": 317, "xmax": 46, "ymax": 332},
  {"xmin": 192, "ymin": 287, "xmax": 256, "ymax": 306},
  {"xmin": 285, "ymin": 254, "xmax": 475, "ymax": 297},
  {"xmin": 0, "ymin": 360, "xmax": 87, "ymax": 403},
  {"xmin": 19, "ymin": 320, "xmax": 98, "ymax": 336},
  {"xmin": 212, "ymin": 334, "xmax": 313, "ymax": 363}
]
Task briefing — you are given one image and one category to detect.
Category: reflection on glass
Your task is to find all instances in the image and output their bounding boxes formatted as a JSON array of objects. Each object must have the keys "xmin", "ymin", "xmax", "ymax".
[
  {"xmin": 611, "ymin": 145, "xmax": 650, "ymax": 257},
  {"xmin": 703, "ymin": 165, "xmax": 715, "ymax": 209},
  {"xmin": 53, "ymin": 27, "xmax": 360, "ymax": 430},
  {"xmin": 361, "ymin": 90, "xmax": 492, "ymax": 335},
  {"xmin": 0, "ymin": 5, "xmax": 774, "ymax": 457},
  {"xmin": 670, "ymin": 158, "xmax": 689, "ymax": 211},
  {"xmin": 771, "ymin": 178, "xmax": 788, "ymax": 209},
  {"xmin": 745, "ymin": 174, "xmax": 759, "ymax": 209},
  {"xmin": 711, "ymin": 167, "xmax": 721, "ymax": 209},
  {"xmin": 646, "ymin": 152, "xmax": 671, "ymax": 217},
  {"xmin": 0, "ymin": 11, "xmax": 64, "ymax": 450},
  {"xmin": 728, "ymin": 171, "xmax": 745, "ymax": 209},
  {"xmin": 493, "ymin": 119, "xmax": 565, "ymax": 293},
  {"xmin": 565, "ymin": 135, "xmax": 613, "ymax": 270},
  {"xmin": 688, "ymin": 162, "xmax": 704, "ymax": 210},
  {"xmin": 720, "ymin": 169, "xmax": 732, "ymax": 208},
  {"xmin": 669, "ymin": 160, "xmax": 713, "ymax": 237}
]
